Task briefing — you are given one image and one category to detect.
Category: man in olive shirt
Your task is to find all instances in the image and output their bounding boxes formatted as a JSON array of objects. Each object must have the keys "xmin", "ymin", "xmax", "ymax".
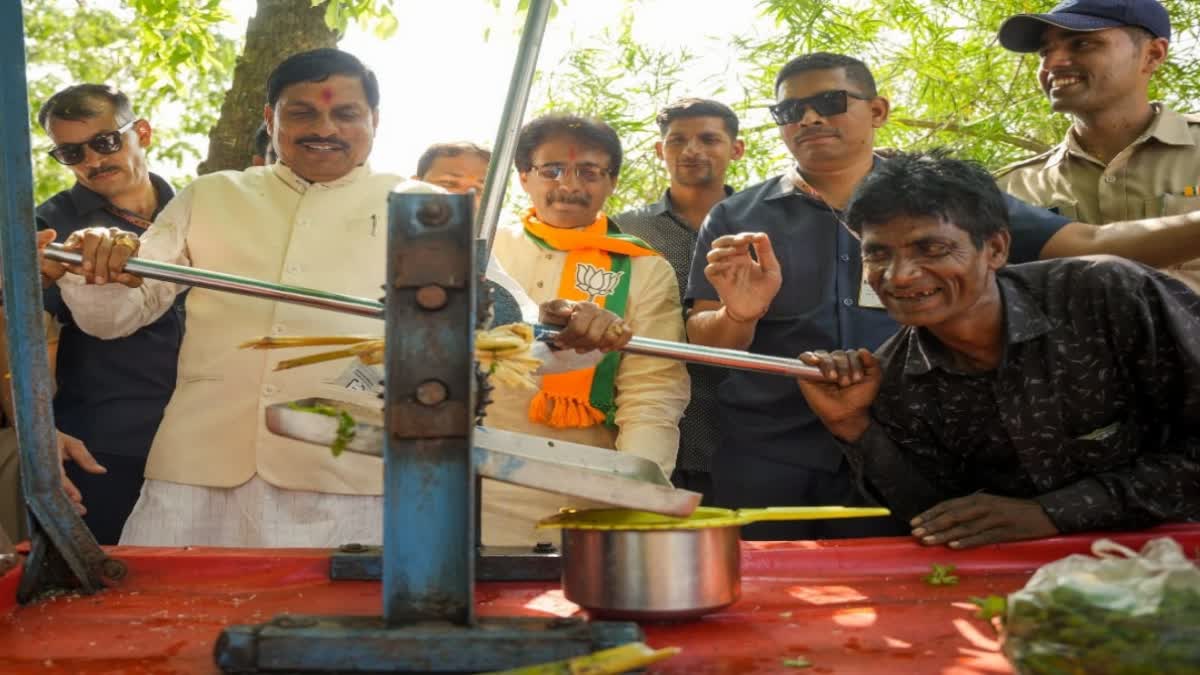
[{"xmin": 995, "ymin": 0, "xmax": 1200, "ymax": 292}]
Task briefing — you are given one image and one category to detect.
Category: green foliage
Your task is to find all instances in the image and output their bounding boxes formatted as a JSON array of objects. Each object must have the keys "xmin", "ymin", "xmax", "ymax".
[
  {"xmin": 755, "ymin": 0, "xmax": 1200, "ymax": 165},
  {"xmin": 970, "ymin": 594, "xmax": 1008, "ymax": 621},
  {"xmin": 23, "ymin": 0, "xmax": 238, "ymax": 203},
  {"xmin": 535, "ymin": 0, "xmax": 1200, "ymax": 209},
  {"xmin": 1004, "ymin": 585, "xmax": 1200, "ymax": 674},
  {"xmin": 316, "ymin": 0, "xmax": 399, "ymax": 39},
  {"xmin": 533, "ymin": 9, "xmax": 681, "ymax": 214},
  {"xmin": 23, "ymin": 0, "xmax": 405, "ymax": 204},
  {"xmin": 923, "ymin": 563, "xmax": 960, "ymax": 586},
  {"xmin": 530, "ymin": 5, "xmax": 786, "ymax": 214}
]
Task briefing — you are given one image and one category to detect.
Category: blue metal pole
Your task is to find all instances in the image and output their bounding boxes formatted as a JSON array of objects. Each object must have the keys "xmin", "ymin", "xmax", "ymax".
[
  {"xmin": 382, "ymin": 193, "xmax": 476, "ymax": 625},
  {"xmin": 0, "ymin": 2, "xmax": 109, "ymax": 598}
]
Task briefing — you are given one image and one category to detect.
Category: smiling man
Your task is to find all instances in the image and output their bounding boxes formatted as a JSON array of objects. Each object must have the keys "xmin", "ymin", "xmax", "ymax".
[
  {"xmin": 686, "ymin": 51, "xmax": 1200, "ymax": 542},
  {"xmin": 995, "ymin": 0, "xmax": 1200, "ymax": 293},
  {"xmin": 37, "ymin": 49, "xmax": 441, "ymax": 548},
  {"xmin": 797, "ymin": 151, "xmax": 1200, "ymax": 549},
  {"xmin": 484, "ymin": 113, "xmax": 690, "ymax": 546},
  {"xmin": 684, "ymin": 54, "xmax": 1069, "ymax": 540},
  {"xmin": 31, "ymin": 84, "xmax": 184, "ymax": 544}
]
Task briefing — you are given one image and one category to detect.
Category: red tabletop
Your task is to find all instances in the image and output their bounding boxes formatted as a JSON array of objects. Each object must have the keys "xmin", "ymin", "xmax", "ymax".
[{"xmin": 2, "ymin": 524, "xmax": 1197, "ymax": 674}]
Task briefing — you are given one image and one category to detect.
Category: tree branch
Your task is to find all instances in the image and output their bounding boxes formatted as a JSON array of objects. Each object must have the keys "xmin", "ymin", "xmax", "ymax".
[{"xmin": 892, "ymin": 117, "xmax": 1051, "ymax": 154}]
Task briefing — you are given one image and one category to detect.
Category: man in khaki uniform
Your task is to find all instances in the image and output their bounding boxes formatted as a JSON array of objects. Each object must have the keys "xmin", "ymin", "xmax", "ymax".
[{"xmin": 995, "ymin": 0, "xmax": 1200, "ymax": 292}]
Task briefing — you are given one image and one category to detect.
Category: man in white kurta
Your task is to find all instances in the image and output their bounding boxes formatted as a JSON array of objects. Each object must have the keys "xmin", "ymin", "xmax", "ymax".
[
  {"xmin": 59, "ymin": 161, "xmax": 429, "ymax": 547},
  {"xmin": 483, "ymin": 114, "xmax": 691, "ymax": 546},
  {"xmin": 46, "ymin": 50, "xmax": 425, "ymax": 547},
  {"xmin": 45, "ymin": 51, "xmax": 641, "ymax": 548}
]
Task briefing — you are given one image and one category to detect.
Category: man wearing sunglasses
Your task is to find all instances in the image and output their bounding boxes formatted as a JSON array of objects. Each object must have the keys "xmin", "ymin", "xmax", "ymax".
[
  {"xmin": 484, "ymin": 113, "xmax": 689, "ymax": 546},
  {"xmin": 685, "ymin": 51, "xmax": 1200, "ymax": 542},
  {"xmin": 29, "ymin": 83, "xmax": 184, "ymax": 545}
]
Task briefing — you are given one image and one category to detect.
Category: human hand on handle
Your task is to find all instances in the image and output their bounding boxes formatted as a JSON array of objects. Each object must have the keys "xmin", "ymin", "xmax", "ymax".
[
  {"xmin": 54, "ymin": 226, "xmax": 143, "ymax": 287},
  {"xmin": 795, "ymin": 348, "xmax": 881, "ymax": 442},
  {"xmin": 539, "ymin": 299, "xmax": 633, "ymax": 354}
]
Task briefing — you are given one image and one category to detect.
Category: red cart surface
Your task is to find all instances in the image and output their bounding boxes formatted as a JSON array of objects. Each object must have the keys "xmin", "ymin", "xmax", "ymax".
[{"xmin": 2, "ymin": 524, "xmax": 1197, "ymax": 674}]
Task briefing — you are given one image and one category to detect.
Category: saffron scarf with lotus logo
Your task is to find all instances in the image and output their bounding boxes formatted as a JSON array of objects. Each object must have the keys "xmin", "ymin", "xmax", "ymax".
[{"xmin": 521, "ymin": 207, "xmax": 658, "ymax": 429}]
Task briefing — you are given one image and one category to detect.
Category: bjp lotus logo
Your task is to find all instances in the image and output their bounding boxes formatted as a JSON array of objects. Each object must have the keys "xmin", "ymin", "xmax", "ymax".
[{"xmin": 574, "ymin": 262, "xmax": 624, "ymax": 302}]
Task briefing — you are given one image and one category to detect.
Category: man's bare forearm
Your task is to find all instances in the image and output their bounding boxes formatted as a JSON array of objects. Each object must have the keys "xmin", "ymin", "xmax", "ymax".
[
  {"xmin": 686, "ymin": 306, "xmax": 757, "ymax": 350},
  {"xmin": 1041, "ymin": 211, "xmax": 1200, "ymax": 267}
]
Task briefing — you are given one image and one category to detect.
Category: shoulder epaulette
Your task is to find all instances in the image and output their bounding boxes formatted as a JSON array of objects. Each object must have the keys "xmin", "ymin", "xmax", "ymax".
[{"xmin": 993, "ymin": 146, "xmax": 1060, "ymax": 178}]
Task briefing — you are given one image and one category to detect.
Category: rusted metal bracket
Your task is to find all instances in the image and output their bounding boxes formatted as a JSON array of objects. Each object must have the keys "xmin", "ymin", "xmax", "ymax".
[{"xmin": 0, "ymin": 2, "xmax": 123, "ymax": 603}]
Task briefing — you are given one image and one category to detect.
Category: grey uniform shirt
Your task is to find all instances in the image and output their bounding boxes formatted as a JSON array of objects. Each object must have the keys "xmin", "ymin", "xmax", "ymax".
[{"xmin": 615, "ymin": 187, "xmax": 732, "ymax": 473}]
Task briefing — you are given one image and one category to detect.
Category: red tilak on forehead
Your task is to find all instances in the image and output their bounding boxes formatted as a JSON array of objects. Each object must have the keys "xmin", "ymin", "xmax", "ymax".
[
  {"xmin": 567, "ymin": 146, "xmax": 578, "ymax": 162},
  {"xmin": 320, "ymin": 87, "xmax": 334, "ymax": 103}
]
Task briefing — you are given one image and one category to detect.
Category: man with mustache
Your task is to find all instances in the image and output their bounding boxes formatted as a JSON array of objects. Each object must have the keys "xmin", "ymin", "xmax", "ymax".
[
  {"xmin": 31, "ymin": 83, "xmax": 183, "ymax": 544},
  {"xmin": 796, "ymin": 151, "xmax": 1200, "ymax": 549},
  {"xmin": 995, "ymin": 0, "xmax": 1200, "ymax": 293},
  {"xmin": 39, "ymin": 53, "xmax": 641, "ymax": 548},
  {"xmin": 686, "ymin": 52, "xmax": 1200, "ymax": 541},
  {"xmin": 484, "ymin": 113, "xmax": 690, "ymax": 546},
  {"xmin": 616, "ymin": 98, "xmax": 744, "ymax": 503},
  {"xmin": 37, "ymin": 49, "xmax": 444, "ymax": 547}
]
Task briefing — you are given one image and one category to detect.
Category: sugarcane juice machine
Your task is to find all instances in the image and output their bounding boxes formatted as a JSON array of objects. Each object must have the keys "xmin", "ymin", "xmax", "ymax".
[{"xmin": 0, "ymin": 0, "xmax": 666, "ymax": 670}]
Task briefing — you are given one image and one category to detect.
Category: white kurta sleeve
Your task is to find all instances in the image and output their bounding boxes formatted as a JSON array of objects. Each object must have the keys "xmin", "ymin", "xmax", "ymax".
[{"xmin": 56, "ymin": 183, "xmax": 194, "ymax": 339}]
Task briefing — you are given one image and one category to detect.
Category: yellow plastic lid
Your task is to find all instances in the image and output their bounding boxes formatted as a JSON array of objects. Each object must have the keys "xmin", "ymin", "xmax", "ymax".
[
  {"xmin": 538, "ymin": 507, "xmax": 749, "ymax": 531},
  {"xmin": 538, "ymin": 505, "xmax": 892, "ymax": 531}
]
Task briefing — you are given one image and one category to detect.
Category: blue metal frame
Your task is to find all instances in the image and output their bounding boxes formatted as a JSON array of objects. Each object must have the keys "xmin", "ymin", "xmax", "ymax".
[
  {"xmin": 383, "ymin": 192, "xmax": 477, "ymax": 624},
  {"xmin": 3, "ymin": 0, "xmax": 642, "ymax": 667},
  {"xmin": 215, "ymin": 191, "xmax": 642, "ymax": 673},
  {"xmin": 0, "ymin": 1, "xmax": 118, "ymax": 602}
]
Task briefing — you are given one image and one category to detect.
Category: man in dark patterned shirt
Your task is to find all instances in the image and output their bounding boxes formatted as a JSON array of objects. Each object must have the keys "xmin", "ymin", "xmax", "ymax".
[
  {"xmin": 616, "ymin": 99, "xmax": 743, "ymax": 500},
  {"xmin": 798, "ymin": 151, "xmax": 1200, "ymax": 549}
]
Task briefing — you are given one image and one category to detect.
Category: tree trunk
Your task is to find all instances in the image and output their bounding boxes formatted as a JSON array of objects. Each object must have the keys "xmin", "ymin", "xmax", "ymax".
[{"xmin": 197, "ymin": 0, "xmax": 338, "ymax": 175}]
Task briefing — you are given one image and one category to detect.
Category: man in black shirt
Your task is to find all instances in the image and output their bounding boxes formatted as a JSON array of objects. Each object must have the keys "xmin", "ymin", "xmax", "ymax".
[
  {"xmin": 34, "ymin": 84, "xmax": 184, "ymax": 544},
  {"xmin": 797, "ymin": 151, "xmax": 1200, "ymax": 549},
  {"xmin": 689, "ymin": 51, "xmax": 1200, "ymax": 541}
]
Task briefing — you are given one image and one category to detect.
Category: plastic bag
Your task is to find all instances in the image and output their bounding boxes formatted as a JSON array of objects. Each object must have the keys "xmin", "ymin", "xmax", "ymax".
[{"xmin": 1003, "ymin": 537, "xmax": 1200, "ymax": 675}]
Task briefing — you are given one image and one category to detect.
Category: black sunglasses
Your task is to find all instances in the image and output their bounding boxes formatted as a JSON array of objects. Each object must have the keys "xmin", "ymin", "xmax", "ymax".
[
  {"xmin": 48, "ymin": 120, "xmax": 137, "ymax": 166},
  {"xmin": 769, "ymin": 90, "xmax": 872, "ymax": 126}
]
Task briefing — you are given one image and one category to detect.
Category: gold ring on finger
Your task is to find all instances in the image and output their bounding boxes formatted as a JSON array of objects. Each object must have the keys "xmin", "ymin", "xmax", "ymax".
[{"xmin": 113, "ymin": 234, "xmax": 139, "ymax": 253}]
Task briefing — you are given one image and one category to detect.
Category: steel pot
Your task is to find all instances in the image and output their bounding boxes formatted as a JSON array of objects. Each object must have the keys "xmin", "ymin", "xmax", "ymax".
[{"xmin": 539, "ymin": 506, "xmax": 890, "ymax": 621}]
